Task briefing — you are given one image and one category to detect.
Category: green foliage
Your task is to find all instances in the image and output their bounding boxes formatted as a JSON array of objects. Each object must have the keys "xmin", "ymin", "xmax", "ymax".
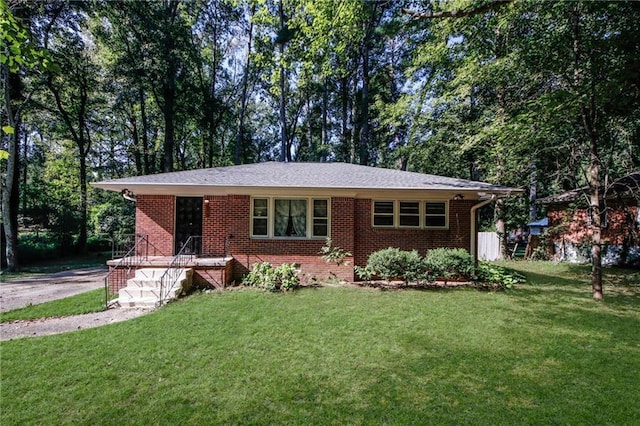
[
  {"xmin": 89, "ymin": 195, "xmax": 135, "ymax": 237},
  {"xmin": 17, "ymin": 232, "xmax": 59, "ymax": 262},
  {"xmin": 473, "ymin": 262, "xmax": 526, "ymax": 290},
  {"xmin": 423, "ymin": 248, "xmax": 475, "ymax": 282},
  {"xmin": 242, "ymin": 262, "xmax": 300, "ymax": 292},
  {"xmin": 364, "ymin": 247, "xmax": 428, "ymax": 283},
  {"xmin": 354, "ymin": 264, "xmax": 375, "ymax": 282},
  {"xmin": 0, "ymin": 0, "xmax": 57, "ymax": 72},
  {"xmin": 319, "ymin": 238, "xmax": 352, "ymax": 266}
]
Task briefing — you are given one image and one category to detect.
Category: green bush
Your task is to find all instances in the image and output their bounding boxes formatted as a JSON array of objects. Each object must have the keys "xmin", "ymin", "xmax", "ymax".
[
  {"xmin": 86, "ymin": 235, "xmax": 111, "ymax": 252},
  {"xmin": 423, "ymin": 248, "xmax": 474, "ymax": 282},
  {"xmin": 18, "ymin": 232, "xmax": 60, "ymax": 262},
  {"xmin": 364, "ymin": 247, "xmax": 429, "ymax": 283},
  {"xmin": 473, "ymin": 262, "xmax": 526, "ymax": 289},
  {"xmin": 242, "ymin": 262, "xmax": 300, "ymax": 292}
]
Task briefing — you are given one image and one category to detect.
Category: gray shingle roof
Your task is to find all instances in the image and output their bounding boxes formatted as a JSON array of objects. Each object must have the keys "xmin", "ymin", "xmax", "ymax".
[{"xmin": 92, "ymin": 162, "xmax": 521, "ymax": 195}]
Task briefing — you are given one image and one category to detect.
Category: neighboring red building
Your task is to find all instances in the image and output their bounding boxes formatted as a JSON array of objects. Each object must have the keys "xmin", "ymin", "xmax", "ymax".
[
  {"xmin": 93, "ymin": 162, "xmax": 521, "ymax": 288},
  {"xmin": 539, "ymin": 173, "xmax": 640, "ymax": 266}
]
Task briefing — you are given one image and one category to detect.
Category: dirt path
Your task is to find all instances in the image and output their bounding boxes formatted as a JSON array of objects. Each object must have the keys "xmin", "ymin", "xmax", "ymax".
[{"xmin": 0, "ymin": 267, "xmax": 152, "ymax": 341}]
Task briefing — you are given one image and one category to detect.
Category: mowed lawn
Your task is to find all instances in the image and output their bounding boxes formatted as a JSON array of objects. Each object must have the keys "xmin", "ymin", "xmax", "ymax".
[{"xmin": 1, "ymin": 262, "xmax": 639, "ymax": 424}]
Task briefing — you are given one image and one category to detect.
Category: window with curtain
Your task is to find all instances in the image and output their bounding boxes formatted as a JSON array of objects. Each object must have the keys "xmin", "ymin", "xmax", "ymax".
[
  {"xmin": 251, "ymin": 197, "xmax": 330, "ymax": 238},
  {"xmin": 274, "ymin": 199, "xmax": 307, "ymax": 237}
]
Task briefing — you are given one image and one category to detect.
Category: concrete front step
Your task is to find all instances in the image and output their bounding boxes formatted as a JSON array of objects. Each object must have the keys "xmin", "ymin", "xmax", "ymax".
[
  {"xmin": 119, "ymin": 297, "xmax": 159, "ymax": 308},
  {"xmin": 118, "ymin": 268, "xmax": 193, "ymax": 308},
  {"xmin": 127, "ymin": 279, "xmax": 164, "ymax": 289},
  {"xmin": 134, "ymin": 268, "xmax": 170, "ymax": 280}
]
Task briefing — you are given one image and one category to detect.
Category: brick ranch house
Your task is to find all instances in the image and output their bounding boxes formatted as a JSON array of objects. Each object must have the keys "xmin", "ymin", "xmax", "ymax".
[
  {"xmin": 92, "ymin": 162, "xmax": 521, "ymax": 289},
  {"xmin": 538, "ymin": 172, "xmax": 640, "ymax": 266}
]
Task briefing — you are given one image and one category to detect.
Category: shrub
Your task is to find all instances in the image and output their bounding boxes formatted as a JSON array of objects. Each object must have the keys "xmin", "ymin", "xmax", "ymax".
[
  {"xmin": 364, "ymin": 247, "xmax": 429, "ymax": 283},
  {"xmin": 86, "ymin": 235, "xmax": 111, "ymax": 252},
  {"xmin": 18, "ymin": 232, "xmax": 60, "ymax": 262},
  {"xmin": 473, "ymin": 262, "xmax": 526, "ymax": 289},
  {"xmin": 424, "ymin": 248, "xmax": 474, "ymax": 283},
  {"xmin": 242, "ymin": 262, "xmax": 300, "ymax": 292},
  {"xmin": 319, "ymin": 238, "xmax": 352, "ymax": 266}
]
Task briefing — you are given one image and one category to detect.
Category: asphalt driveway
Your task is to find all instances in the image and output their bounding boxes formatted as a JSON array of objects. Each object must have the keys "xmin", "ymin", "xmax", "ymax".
[{"xmin": 0, "ymin": 267, "xmax": 107, "ymax": 313}]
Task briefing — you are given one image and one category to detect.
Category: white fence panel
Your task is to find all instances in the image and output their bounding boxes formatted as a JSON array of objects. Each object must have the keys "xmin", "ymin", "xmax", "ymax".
[{"xmin": 478, "ymin": 232, "xmax": 500, "ymax": 261}]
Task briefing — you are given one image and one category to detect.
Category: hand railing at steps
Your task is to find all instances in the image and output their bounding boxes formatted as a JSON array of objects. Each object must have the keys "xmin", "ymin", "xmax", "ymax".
[
  {"xmin": 158, "ymin": 236, "xmax": 202, "ymax": 306},
  {"xmin": 103, "ymin": 234, "xmax": 151, "ymax": 308},
  {"xmin": 110, "ymin": 234, "xmax": 138, "ymax": 260}
]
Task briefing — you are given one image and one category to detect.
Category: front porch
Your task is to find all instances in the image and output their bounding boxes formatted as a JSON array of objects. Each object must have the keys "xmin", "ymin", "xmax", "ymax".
[{"xmin": 106, "ymin": 255, "xmax": 235, "ymax": 296}]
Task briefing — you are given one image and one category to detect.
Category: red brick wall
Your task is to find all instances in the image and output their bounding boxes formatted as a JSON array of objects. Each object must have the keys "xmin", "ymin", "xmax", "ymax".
[
  {"xmin": 136, "ymin": 195, "xmax": 475, "ymax": 283},
  {"xmin": 219, "ymin": 196, "xmax": 353, "ymax": 282},
  {"xmin": 548, "ymin": 203, "xmax": 639, "ymax": 246},
  {"xmin": 353, "ymin": 199, "xmax": 474, "ymax": 266},
  {"xmin": 136, "ymin": 195, "xmax": 175, "ymax": 256}
]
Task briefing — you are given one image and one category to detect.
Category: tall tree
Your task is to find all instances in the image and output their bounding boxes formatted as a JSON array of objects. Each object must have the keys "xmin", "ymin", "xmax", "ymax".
[
  {"xmin": 401, "ymin": 0, "xmax": 640, "ymax": 299},
  {"xmin": 1, "ymin": 0, "xmax": 55, "ymax": 270},
  {"xmin": 42, "ymin": 2, "xmax": 103, "ymax": 254}
]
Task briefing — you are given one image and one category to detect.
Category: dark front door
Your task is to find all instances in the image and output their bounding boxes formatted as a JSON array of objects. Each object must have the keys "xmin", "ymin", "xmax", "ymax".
[{"xmin": 175, "ymin": 197, "xmax": 203, "ymax": 255}]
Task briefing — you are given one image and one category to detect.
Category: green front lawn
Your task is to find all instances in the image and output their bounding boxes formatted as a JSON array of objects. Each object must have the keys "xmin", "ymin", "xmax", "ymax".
[
  {"xmin": 0, "ymin": 289, "xmax": 106, "ymax": 323},
  {"xmin": 1, "ymin": 262, "xmax": 639, "ymax": 424}
]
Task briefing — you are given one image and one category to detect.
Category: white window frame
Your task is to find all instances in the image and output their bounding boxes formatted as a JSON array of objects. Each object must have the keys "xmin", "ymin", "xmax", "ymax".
[
  {"xmin": 250, "ymin": 197, "xmax": 330, "ymax": 239},
  {"xmin": 372, "ymin": 200, "xmax": 396, "ymax": 228},
  {"xmin": 371, "ymin": 199, "xmax": 449, "ymax": 229},
  {"xmin": 398, "ymin": 201, "xmax": 421, "ymax": 228},
  {"xmin": 251, "ymin": 198, "xmax": 270, "ymax": 237},
  {"xmin": 311, "ymin": 199, "xmax": 330, "ymax": 238},
  {"xmin": 424, "ymin": 201, "xmax": 449, "ymax": 229}
]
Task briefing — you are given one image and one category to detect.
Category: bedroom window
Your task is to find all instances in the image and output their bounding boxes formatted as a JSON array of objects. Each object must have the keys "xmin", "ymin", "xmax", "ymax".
[
  {"xmin": 251, "ymin": 197, "xmax": 330, "ymax": 238},
  {"xmin": 251, "ymin": 198, "xmax": 269, "ymax": 236},
  {"xmin": 372, "ymin": 200, "xmax": 449, "ymax": 229},
  {"xmin": 425, "ymin": 201, "xmax": 447, "ymax": 228},
  {"xmin": 312, "ymin": 199, "xmax": 329, "ymax": 237},
  {"xmin": 399, "ymin": 201, "xmax": 421, "ymax": 227},
  {"xmin": 373, "ymin": 201, "xmax": 395, "ymax": 227}
]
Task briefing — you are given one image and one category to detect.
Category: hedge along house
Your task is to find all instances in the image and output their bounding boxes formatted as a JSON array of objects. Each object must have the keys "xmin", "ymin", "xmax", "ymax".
[{"xmin": 92, "ymin": 162, "xmax": 521, "ymax": 292}]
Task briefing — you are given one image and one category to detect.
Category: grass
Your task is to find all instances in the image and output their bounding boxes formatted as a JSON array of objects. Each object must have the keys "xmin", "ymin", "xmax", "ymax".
[
  {"xmin": 0, "ymin": 253, "xmax": 109, "ymax": 282},
  {"xmin": 0, "ymin": 289, "xmax": 106, "ymax": 323},
  {"xmin": 1, "ymin": 262, "xmax": 639, "ymax": 424}
]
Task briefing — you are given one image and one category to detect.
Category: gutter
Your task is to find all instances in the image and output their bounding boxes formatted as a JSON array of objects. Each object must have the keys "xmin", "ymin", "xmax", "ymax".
[{"xmin": 470, "ymin": 195, "xmax": 496, "ymax": 261}]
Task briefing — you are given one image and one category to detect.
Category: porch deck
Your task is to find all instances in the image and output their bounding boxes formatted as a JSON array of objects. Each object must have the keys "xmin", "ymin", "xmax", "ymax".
[
  {"xmin": 106, "ymin": 255, "xmax": 233, "ymax": 268},
  {"xmin": 106, "ymin": 256, "xmax": 236, "ymax": 295}
]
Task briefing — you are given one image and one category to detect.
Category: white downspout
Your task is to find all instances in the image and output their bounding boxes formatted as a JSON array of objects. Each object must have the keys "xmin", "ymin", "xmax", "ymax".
[{"xmin": 470, "ymin": 195, "xmax": 496, "ymax": 261}]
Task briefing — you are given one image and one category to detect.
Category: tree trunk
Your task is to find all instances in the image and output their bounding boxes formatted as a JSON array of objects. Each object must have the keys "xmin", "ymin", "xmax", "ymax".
[
  {"xmin": 162, "ymin": 81, "xmax": 175, "ymax": 172},
  {"xmin": 139, "ymin": 85, "xmax": 151, "ymax": 174},
  {"xmin": 1, "ymin": 64, "xmax": 21, "ymax": 271},
  {"xmin": 278, "ymin": 0, "xmax": 288, "ymax": 162},
  {"xmin": 78, "ymin": 147, "xmax": 88, "ymax": 254},
  {"xmin": 340, "ymin": 76, "xmax": 349, "ymax": 162},
  {"xmin": 321, "ymin": 79, "xmax": 328, "ymax": 161},
  {"xmin": 495, "ymin": 198, "xmax": 507, "ymax": 260},
  {"xmin": 359, "ymin": 37, "xmax": 370, "ymax": 166},
  {"xmin": 235, "ymin": 4, "xmax": 255, "ymax": 165}
]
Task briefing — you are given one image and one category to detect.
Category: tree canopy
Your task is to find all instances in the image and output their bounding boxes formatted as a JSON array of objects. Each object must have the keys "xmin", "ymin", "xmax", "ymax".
[{"xmin": 1, "ymin": 0, "xmax": 638, "ymax": 298}]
